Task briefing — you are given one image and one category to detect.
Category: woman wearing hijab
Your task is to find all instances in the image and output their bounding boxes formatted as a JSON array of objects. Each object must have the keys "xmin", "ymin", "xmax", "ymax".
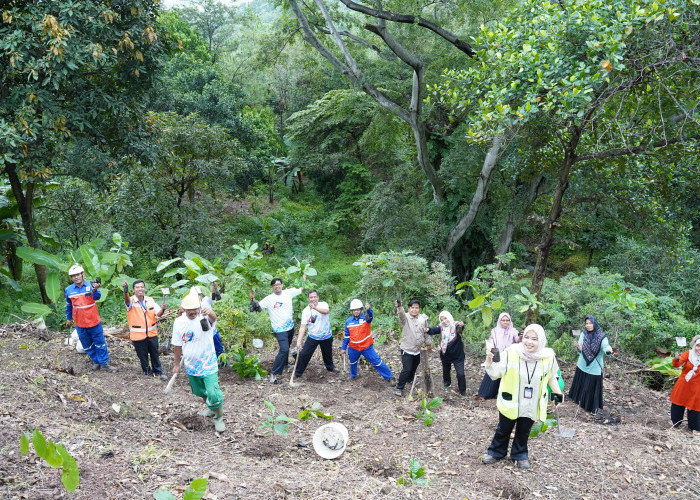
[
  {"xmin": 476, "ymin": 312, "xmax": 521, "ymax": 401},
  {"xmin": 481, "ymin": 324, "xmax": 563, "ymax": 470},
  {"xmin": 568, "ymin": 315, "xmax": 613, "ymax": 413},
  {"xmin": 425, "ymin": 311, "xmax": 466, "ymax": 396},
  {"xmin": 670, "ymin": 335, "xmax": 700, "ymax": 434}
]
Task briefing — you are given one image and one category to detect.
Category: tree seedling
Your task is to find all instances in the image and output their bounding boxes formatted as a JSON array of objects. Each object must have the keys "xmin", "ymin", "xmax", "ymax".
[
  {"xmin": 154, "ymin": 477, "xmax": 208, "ymax": 500},
  {"xmin": 416, "ymin": 397, "xmax": 443, "ymax": 426},
  {"xmin": 20, "ymin": 429, "xmax": 79, "ymax": 492},
  {"xmin": 396, "ymin": 458, "xmax": 429, "ymax": 486},
  {"xmin": 298, "ymin": 402, "xmax": 333, "ymax": 421},
  {"xmin": 226, "ymin": 347, "xmax": 267, "ymax": 380},
  {"xmin": 259, "ymin": 400, "xmax": 298, "ymax": 436}
]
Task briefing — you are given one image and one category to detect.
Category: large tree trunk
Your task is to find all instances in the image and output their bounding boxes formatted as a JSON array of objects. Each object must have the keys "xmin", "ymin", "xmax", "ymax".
[
  {"xmin": 494, "ymin": 174, "xmax": 546, "ymax": 257},
  {"xmin": 525, "ymin": 133, "xmax": 582, "ymax": 325},
  {"xmin": 5, "ymin": 161, "xmax": 50, "ymax": 304}
]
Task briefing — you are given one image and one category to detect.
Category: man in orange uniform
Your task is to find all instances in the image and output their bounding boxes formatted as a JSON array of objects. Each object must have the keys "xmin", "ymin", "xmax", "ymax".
[
  {"xmin": 64, "ymin": 265, "xmax": 117, "ymax": 372},
  {"xmin": 122, "ymin": 280, "xmax": 167, "ymax": 379},
  {"xmin": 341, "ymin": 299, "xmax": 395, "ymax": 385}
]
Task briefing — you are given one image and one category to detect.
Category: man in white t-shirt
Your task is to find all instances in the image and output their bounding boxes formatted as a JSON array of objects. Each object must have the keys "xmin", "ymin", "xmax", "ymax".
[
  {"xmin": 293, "ymin": 290, "xmax": 339, "ymax": 380},
  {"xmin": 250, "ymin": 276, "xmax": 304, "ymax": 384},
  {"xmin": 172, "ymin": 288, "xmax": 225, "ymax": 432}
]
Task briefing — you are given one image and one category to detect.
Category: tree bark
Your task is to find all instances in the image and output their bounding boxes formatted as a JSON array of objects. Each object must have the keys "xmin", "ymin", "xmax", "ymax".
[
  {"xmin": 494, "ymin": 174, "xmax": 546, "ymax": 257},
  {"xmin": 5, "ymin": 161, "xmax": 50, "ymax": 304},
  {"xmin": 525, "ymin": 131, "xmax": 583, "ymax": 324},
  {"xmin": 420, "ymin": 346, "xmax": 434, "ymax": 399},
  {"xmin": 445, "ymin": 135, "xmax": 504, "ymax": 255}
]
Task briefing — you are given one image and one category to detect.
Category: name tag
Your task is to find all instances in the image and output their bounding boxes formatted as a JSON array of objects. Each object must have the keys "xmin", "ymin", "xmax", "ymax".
[{"xmin": 523, "ymin": 387, "xmax": 533, "ymax": 399}]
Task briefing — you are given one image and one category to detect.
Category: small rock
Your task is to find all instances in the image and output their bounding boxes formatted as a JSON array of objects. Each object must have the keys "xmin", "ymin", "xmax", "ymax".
[{"xmin": 380, "ymin": 484, "xmax": 392, "ymax": 495}]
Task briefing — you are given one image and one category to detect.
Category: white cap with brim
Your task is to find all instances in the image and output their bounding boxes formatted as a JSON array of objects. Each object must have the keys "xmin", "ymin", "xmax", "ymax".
[
  {"xmin": 68, "ymin": 264, "xmax": 84, "ymax": 276},
  {"xmin": 180, "ymin": 290, "xmax": 201, "ymax": 309},
  {"xmin": 313, "ymin": 422, "xmax": 348, "ymax": 459}
]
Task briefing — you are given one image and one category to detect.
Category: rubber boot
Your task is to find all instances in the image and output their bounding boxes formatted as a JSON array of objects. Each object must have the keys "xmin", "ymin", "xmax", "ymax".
[
  {"xmin": 212, "ymin": 406, "xmax": 226, "ymax": 432},
  {"xmin": 197, "ymin": 397, "xmax": 215, "ymax": 417}
]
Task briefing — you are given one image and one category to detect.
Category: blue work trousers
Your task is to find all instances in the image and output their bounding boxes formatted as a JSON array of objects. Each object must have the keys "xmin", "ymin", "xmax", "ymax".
[
  {"xmin": 347, "ymin": 345, "xmax": 393, "ymax": 380},
  {"xmin": 76, "ymin": 323, "xmax": 110, "ymax": 365}
]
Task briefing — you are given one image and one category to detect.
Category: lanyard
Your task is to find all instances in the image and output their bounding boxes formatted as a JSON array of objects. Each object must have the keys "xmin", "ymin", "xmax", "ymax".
[{"xmin": 524, "ymin": 361, "xmax": 538, "ymax": 386}]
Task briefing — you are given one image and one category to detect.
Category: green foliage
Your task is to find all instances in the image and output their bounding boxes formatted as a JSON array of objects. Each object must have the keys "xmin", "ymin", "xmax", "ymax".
[
  {"xmin": 353, "ymin": 250, "xmax": 456, "ymax": 316},
  {"xmin": 297, "ymin": 402, "xmax": 333, "ymax": 421},
  {"xmin": 529, "ymin": 414, "xmax": 558, "ymax": 438},
  {"xmin": 455, "ymin": 280, "xmax": 502, "ymax": 326},
  {"xmin": 20, "ymin": 429, "xmax": 79, "ymax": 492},
  {"xmin": 648, "ymin": 356, "xmax": 681, "ymax": 378},
  {"xmin": 225, "ymin": 347, "xmax": 267, "ymax": 381},
  {"xmin": 259, "ymin": 400, "xmax": 298, "ymax": 437},
  {"xmin": 416, "ymin": 397, "xmax": 443, "ymax": 426},
  {"xmin": 396, "ymin": 458, "xmax": 428, "ymax": 487},
  {"xmin": 154, "ymin": 477, "xmax": 208, "ymax": 500}
]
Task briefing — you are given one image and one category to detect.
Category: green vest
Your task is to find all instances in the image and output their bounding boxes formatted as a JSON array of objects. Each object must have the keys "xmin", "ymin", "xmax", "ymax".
[{"xmin": 496, "ymin": 348, "xmax": 554, "ymax": 422}]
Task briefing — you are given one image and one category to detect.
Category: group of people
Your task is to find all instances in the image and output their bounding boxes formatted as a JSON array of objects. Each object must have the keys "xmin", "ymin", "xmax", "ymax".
[{"xmin": 65, "ymin": 265, "xmax": 700, "ymax": 462}]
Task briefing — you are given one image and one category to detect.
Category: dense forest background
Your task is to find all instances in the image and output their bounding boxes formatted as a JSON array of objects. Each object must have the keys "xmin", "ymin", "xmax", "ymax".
[{"xmin": 1, "ymin": 0, "xmax": 699, "ymax": 365}]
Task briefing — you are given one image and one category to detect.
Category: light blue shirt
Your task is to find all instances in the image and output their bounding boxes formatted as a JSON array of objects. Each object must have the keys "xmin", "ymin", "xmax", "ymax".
[{"xmin": 576, "ymin": 333, "xmax": 611, "ymax": 375}]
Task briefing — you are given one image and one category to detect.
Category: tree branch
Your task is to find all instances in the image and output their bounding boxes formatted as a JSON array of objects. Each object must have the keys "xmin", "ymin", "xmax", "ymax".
[
  {"xmin": 575, "ymin": 134, "xmax": 700, "ymax": 162},
  {"xmin": 337, "ymin": 0, "xmax": 475, "ymax": 56},
  {"xmin": 316, "ymin": 24, "xmax": 396, "ymax": 61}
]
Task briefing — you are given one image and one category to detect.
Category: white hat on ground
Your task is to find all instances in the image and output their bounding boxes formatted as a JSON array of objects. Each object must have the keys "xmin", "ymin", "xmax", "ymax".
[{"xmin": 313, "ymin": 422, "xmax": 349, "ymax": 459}]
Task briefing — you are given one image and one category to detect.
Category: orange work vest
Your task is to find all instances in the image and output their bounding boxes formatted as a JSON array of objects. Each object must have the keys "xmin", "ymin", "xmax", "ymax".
[
  {"xmin": 347, "ymin": 320, "xmax": 374, "ymax": 351},
  {"xmin": 126, "ymin": 296, "xmax": 158, "ymax": 341},
  {"xmin": 67, "ymin": 284, "xmax": 101, "ymax": 328}
]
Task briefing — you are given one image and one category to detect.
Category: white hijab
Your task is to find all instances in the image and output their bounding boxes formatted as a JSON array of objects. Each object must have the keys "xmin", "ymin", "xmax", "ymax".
[
  {"xmin": 516, "ymin": 324, "xmax": 555, "ymax": 362},
  {"xmin": 685, "ymin": 335, "xmax": 700, "ymax": 382},
  {"xmin": 439, "ymin": 311, "xmax": 456, "ymax": 354}
]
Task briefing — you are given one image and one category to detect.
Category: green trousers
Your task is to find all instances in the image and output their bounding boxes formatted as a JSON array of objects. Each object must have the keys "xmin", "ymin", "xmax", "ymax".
[{"xmin": 187, "ymin": 373, "xmax": 223, "ymax": 410}]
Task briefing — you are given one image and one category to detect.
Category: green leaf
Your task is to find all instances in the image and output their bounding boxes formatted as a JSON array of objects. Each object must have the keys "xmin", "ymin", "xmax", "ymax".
[
  {"xmin": 264, "ymin": 400, "xmax": 275, "ymax": 413},
  {"xmin": 286, "ymin": 265, "xmax": 301, "ymax": 274},
  {"xmin": 21, "ymin": 302, "xmax": 52, "ymax": 317},
  {"xmin": 426, "ymin": 397, "xmax": 443, "ymax": 409},
  {"xmin": 303, "ymin": 266, "xmax": 318, "ymax": 276},
  {"xmin": 170, "ymin": 279, "xmax": 190, "ymax": 289},
  {"xmin": 156, "ymin": 258, "xmax": 181, "ymax": 272},
  {"xmin": 491, "ymin": 300, "xmax": 502, "ymax": 309},
  {"xmin": 183, "ymin": 477, "xmax": 208, "ymax": 500},
  {"xmin": 468, "ymin": 295, "xmax": 485, "ymax": 309},
  {"xmin": 273, "ymin": 423, "xmax": 289, "ymax": 436},
  {"xmin": 45, "ymin": 272, "xmax": 62, "ymax": 303},
  {"xmin": 79, "ymin": 246, "xmax": 98, "ymax": 277},
  {"xmin": 32, "ymin": 429, "xmax": 48, "ymax": 460},
  {"xmin": 44, "ymin": 441, "xmax": 64, "ymax": 468},
  {"xmin": 481, "ymin": 307, "xmax": 493, "ymax": 325},
  {"xmin": 20, "ymin": 433, "xmax": 30, "ymax": 455},
  {"xmin": 57, "ymin": 444, "xmax": 79, "ymax": 492},
  {"xmin": 16, "ymin": 246, "xmax": 65, "ymax": 269},
  {"xmin": 194, "ymin": 273, "xmax": 219, "ymax": 284},
  {"xmin": 316, "ymin": 411, "xmax": 333, "ymax": 420},
  {"xmin": 298, "ymin": 409, "xmax": 311, "ymax": 420},
  {"xmin": 154, "ymin": 490, "xmax": 176, "ymax": 500}
]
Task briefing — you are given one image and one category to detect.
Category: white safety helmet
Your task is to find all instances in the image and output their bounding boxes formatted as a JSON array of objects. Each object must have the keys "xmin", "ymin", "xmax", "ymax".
[
  {"xmin": 349, "ymin": 299, "xmax": 363, "ymax": 310},
  {"xmin": 68, "ymin": 264, "xmax": 84, "ymax": 276},
  {"xmin": 313, "ymin": 422, "xmax": 349, "ymax": 459}
]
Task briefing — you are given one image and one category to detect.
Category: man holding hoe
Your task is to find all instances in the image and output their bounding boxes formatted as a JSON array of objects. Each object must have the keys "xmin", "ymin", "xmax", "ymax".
[
  {"xmin": 172, "ymin": 288, "xmax": 225, "ymax": 432},
  {"xmin": 293, "ymin": 289, "xmax": 339, "ymax": 381}
]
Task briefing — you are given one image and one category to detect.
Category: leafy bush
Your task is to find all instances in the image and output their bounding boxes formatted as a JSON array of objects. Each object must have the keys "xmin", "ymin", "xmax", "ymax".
[{"xmin": 224, "ymin": 347, "xmax": 267, "ymax": 380}]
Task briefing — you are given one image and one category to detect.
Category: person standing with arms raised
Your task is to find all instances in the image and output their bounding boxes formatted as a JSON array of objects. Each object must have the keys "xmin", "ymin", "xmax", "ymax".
[
  {"xmin": 250, "ymin": 276, "xmax": 305, "ymax": 384},
  {"xmin": 65, "ymin": 264, "xmax": 117, "ymax": 372}
]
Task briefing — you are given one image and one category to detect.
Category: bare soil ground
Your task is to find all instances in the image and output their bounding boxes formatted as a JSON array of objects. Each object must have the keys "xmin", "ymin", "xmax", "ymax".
[{"xmin": 1, "ymin": 324, "xmax": 699, "ymax": 499}]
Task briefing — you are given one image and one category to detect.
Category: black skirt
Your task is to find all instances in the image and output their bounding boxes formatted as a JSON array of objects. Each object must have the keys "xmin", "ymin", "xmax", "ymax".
[
  {"xmin": 568, "ymin": 366, "xmax": 604, "ymax": 413},
  {"xmin": 478, "ymin": 372, "xmax": 500, "ymax": 399}
]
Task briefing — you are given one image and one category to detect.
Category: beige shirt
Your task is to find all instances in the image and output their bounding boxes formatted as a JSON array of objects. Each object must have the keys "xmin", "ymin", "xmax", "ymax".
[{"xmin": 397, "ymin": 308, "xmax": 431, "ymax": 353}]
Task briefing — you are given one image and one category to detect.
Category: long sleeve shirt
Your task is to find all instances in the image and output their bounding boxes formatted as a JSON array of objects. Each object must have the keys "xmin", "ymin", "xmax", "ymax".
[
  {"xmin": 575, "ymin": 333, "xmax": 611, "ymax": 375},
  {"xmin": 397, "ymin": 307, "xmax": 431, "ymax": 354}
]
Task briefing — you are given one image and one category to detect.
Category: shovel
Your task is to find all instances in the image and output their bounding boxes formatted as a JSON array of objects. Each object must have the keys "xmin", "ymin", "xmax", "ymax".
[
  {"xmin": 554, "ymin": 404, "xmax": 575, "ymax": 438},
  {"xmin": 164, "ymin": 358, "xmax": 183, "ymax": 395}
]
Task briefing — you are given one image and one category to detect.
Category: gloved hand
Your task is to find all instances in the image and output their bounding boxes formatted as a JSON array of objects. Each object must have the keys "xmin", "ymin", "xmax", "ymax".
[{"xmin": 550, "ymin": 393, "xmax": 563, "ymax": 404}]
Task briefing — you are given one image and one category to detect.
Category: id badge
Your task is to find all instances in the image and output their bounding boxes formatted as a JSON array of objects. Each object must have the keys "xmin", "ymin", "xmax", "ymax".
[{"xmin": 523, "ymin": 386, "xmax": 533, "ymax": 399}]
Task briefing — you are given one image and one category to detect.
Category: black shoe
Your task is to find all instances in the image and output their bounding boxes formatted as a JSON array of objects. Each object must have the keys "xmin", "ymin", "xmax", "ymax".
[
  {"xmin": 328, "ymin": 366, "xmax": 340, "ymax": 373},
  {"xmin": 91, "ymin": 363, "xmax": 101, "ymax": 371},
  {"xmin": 516, "ymin": 459, "xmax": 530, "ymax": 470},
  {"xmin": 482, "ymin": 455, "xmax": 499, "ymax": 464},
  {"xmin": 157, "ymin": 373, "xmax": 168, "ymax": 381},
  {"xmin": 394, "ymin": 388, "xmax": 403, "ymax": 396},
  {"xmin": 269, "ymin": 374, "xmax": 281, "ymax": 385},
  {"xmin": 102, "ymin": 364, "xmax": 118, "ymax": 373}
]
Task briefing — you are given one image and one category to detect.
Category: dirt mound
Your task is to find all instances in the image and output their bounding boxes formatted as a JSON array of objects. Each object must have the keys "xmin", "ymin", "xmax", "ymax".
[{"xmin": 1, "ymin": 327, "xmax": 699, "ymax": 499}]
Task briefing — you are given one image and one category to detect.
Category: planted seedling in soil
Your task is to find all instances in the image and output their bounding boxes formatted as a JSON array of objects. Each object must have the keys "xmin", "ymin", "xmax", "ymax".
[
  {"xmin": 260, "ymin": 400, "xmax": 298, "ymax": 436},
  {"xmin": 154, "ymin": 477, "xmax": 208, "ymax": 500},
  {"xmin": 396, "ymin": 458, "xmax": 429, "ymax": 486},
  {"xmin": 20, "ymin": 429, "xmax": 79, "ymax": 492},
  {"xmin": 298, "ymin": 401, "xmax": 333, "ymax": 421},
  {"xmin": 416, "ymin": 397, "xmax": 443, "ymax": 426}
]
